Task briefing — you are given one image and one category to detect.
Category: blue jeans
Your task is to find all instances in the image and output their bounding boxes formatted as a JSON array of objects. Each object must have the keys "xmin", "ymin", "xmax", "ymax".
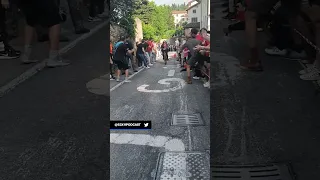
[
  {"xmin": 147, "ymin": 52, "xmax": 154, "ymax": 63},
  {"xmin": 138, "ymin": 54, "xmax": 148, "ymax": 67}
]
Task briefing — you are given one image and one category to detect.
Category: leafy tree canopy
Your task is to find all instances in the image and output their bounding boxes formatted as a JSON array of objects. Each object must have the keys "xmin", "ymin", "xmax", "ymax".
[{"xmin": 133, "ymin": 0, "xmax": 181, "ymax": 42}]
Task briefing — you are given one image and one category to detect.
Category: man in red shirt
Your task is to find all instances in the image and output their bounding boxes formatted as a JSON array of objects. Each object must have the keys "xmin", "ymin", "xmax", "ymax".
[{"xmin": 193, "ymin": 28, "xmax": 210, "ymax": 80}]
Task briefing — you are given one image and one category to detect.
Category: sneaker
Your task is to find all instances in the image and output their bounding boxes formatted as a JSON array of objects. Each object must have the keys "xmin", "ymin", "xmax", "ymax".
[
  {"xmin": 124, "ymin": 78, "xmax": 131, "ymax": 83},
  {"xmin": 110, "ymin": 75, "xmax": 115, "ymax": 80},
  {"xmin": 46, "ymin": 57, "xmax": 70, "ymax": 67},
  {"xmin": 0, "ymin": 46, "xmax": 20, "ymax": 60},
  {"xmin": 203, "ymin": 81, "xmax": 210, "ymax": 88},
  {"xmin": 300, "ymin": 68, "xmax": 320, "ymax": 81},
  {"xmin": 116, "ymin": 78, "xmax": 120, "ymax": 82},
  {"xmin": 146, "ymin": 66, "xmax": 150, "ymax": 69},
  {"xmin": 88, "ymin": 16, "xmax": 102, "ymax": 22},
  {"xmin": 193, "ymin": 76, "xmax": 200, "ymax": 80},
  {"xmin": 299, "ymin": 64, "xmax": 316, "ymax": 75},
  {"xmin": 264, "ymin": 47, "xmax": 287, "ymax": 56},
  {"xmin": 288, "ymin": 50, "xmax": 307, "ymax": 59},
  {"xmin": 149, "ymin": 63, "xmax": 153, "ymax": 66}
]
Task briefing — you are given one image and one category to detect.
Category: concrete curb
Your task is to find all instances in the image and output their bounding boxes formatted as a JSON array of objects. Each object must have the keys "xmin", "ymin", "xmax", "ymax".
[{"xmin": 0, "ymin": 20, "xmax": 109, "ymax": 98}]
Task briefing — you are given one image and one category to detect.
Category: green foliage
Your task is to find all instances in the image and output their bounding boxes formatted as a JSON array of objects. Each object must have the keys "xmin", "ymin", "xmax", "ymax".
[{"xmin": 133, "ymin": 0, "xmax": 179, "ymax": 42}]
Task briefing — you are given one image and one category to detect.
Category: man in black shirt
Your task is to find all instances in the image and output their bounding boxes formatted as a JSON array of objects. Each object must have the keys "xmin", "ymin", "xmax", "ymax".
[
  {"xmin": 125, "ymin": 36, "xmax": 137, "ymax": 72},
  {"xmin": 136, "ymin": 40, "xmax": 149, "ymax": 68},
  {"xmin": 113, "ymin": 36, "xmax": 133, "ymax": 82}
]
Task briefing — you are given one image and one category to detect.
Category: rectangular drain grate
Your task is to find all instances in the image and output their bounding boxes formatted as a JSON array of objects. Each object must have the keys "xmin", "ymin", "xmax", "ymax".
[
  {"xmin": 212, "ymin": 164, "xmax": 295, "ymax": 180},
  {"xmin": 155, "ymin": 152, "xmax": 210, "ymax": 180},
  {"xmin": 171, "ymin": 113, "xmax": 204, "ymax": 126}
]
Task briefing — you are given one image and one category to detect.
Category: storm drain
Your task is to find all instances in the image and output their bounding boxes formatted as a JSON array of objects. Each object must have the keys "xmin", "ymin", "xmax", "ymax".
[
  {"xmin": 171, "ymin": 113, "xmax": 204, "ymax": 126},
  {"xmin": 211, "ymin": 164, "xmax": 295, "ymax": 180},
  {"xmin": 155, "ymin": 152, "xmax": 210, "ymax": 180}
]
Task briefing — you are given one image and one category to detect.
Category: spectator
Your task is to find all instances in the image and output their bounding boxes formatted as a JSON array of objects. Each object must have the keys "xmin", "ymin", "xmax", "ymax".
[
  {"xmin": 161, "ymin": 41, "xmax": 169, "ymax": 65},
  {"xmin": 136, "ymin": 39, "xmax": 150, "ymax": 69},
  {"xmin": 125, "ymin": 35, "xmax": 138, "ymax": 72},
  {"xmin": 113, "ymin": 35, "xmax": 133, "ymax": 82},
  {"xmin": 0, "ymin": 0, "xmax": 20, "ymax": 59},
  {"xmin": 242, "ymin": 0, "xmax": 301, "ymax": 71},
  {"xmin": 110, "ymin": 40, "xmax": 115, "ymax": 80},
  {"xmin": 146, "ymin": 39, "xmax": 154, "ymax": 64},
  {"xmin": 18, "ymin": 0, "xmax": 70, "ymax": 67}
]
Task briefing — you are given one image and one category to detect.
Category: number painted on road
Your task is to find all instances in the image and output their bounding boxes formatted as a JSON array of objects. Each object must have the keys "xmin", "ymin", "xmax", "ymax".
[{"xmin": 137, "ymin": 78, "xmax": 185, "ymax": 93}]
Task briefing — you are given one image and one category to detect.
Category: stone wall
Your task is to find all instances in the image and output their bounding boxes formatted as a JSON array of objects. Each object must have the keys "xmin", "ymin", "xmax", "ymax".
[
  {"xmin": 135, "ymin": 18, "xmax": 143, "ymax": 43},
  {"xmin": 110, "ymin": 24, "xmax": 126, "ymax": 43}
]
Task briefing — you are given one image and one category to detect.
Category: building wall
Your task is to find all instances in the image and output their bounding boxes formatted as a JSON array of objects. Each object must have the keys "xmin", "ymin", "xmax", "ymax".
[
  {"xmin": 200, "ymin": 0, "xmax": 210, "ymax": 30},
  {"xmin": 172, "ymin": 12, "xmax": 188, "ymax": 26},
  {"xmin": 187, "ymin": 4, "xmax": 201, "ymax": 24}
]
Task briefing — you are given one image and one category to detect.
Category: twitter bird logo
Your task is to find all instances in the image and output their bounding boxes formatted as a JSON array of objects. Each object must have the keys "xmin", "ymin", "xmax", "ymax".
[{"xmin": 144, "ymin": 123, "xmax": 149, "ymax": 128}]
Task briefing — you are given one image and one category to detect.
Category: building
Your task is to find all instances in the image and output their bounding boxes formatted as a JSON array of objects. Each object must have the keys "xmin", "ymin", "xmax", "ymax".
[
  {"xmin": 172, "ymin": 11, "xmax": 188, "ymax": 27},
  {"xmin": 184, "ymin": 0, "xmax": 210, "ymax": 31}
]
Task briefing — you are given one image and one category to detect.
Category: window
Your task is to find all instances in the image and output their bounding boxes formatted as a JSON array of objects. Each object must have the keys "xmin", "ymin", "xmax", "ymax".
[
  {"xmin": 193, "ymin": 10, "xmax": 196, "ymax": 13},
  {"xmin": 191, "ymin": 17, "xmax": 197, "ymax": 23}
]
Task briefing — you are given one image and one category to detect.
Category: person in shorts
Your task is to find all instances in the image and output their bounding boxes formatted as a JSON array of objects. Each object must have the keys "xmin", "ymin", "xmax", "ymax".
[
  {"xmin": 18, "ymin": 0, "xmax": 69, "ymax": 67},
  {"xmin": 113, "ymin": 35, "xmax": 133, "ymax": 82},
  {"xmin": 242, "ymin": 0, "xmax": 302, "ymax": 71},
  {"xmin": 179, "ymin": 28, "xmax": 201, "ymax": 84}
]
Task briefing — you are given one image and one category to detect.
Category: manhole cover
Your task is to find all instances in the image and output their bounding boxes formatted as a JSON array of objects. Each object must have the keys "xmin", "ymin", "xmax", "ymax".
[
  {"xmin": 155, "ymin": 152, "xmax": 210, "ymax": 180},
  {"xmin": 171, "ymin": 113, "xmax": 204, "ymax": 126},
  {"xmin": 211, "ymin": 164, "xmax": 295, "ymax": 180}
]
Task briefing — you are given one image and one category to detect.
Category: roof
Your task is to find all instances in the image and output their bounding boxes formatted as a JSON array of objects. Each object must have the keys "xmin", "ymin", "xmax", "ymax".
[
  {"xmin": 186, "ymin": 2, "xmax": 199, "ymax": 11},
  {"xmin": 184, "ymin": 22, "xmax": 200, "ymax": 28},
  {"xmin": 172, "ymin": 11, "xmax": 187, "ymax": 14}
]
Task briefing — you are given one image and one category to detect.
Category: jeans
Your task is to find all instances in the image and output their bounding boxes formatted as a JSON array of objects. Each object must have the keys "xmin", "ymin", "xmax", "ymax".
[
  {"xmin": 66, "ymin": 0, "xmax": 85, "ymax": 30},
  {"xmin": 138, "ymin": 54, "xmax": 148, "ymax": 67},
  {"xmin": 145, "ymin": 52, "xmax": 151, "ymax": 64},
  {"xmin": 0, "ymin": 6, "xmax": 9, "ymax": 48},
  {"xmin": 147, "ymin": 52, "xmax": 154, "ymax": 63}
]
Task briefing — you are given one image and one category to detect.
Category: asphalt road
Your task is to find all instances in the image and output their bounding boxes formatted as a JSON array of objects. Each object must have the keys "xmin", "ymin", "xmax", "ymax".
[
  {"xmin": 110, "ymin": 54, "xmax": 210, "ymax": 179},
  {"xmin": 211, "ymin": 8, "xmax": 320, "ymax": 180},
  {"xmin": 0, "ymin": 25, "xmax": 108, "ymax": 180}
]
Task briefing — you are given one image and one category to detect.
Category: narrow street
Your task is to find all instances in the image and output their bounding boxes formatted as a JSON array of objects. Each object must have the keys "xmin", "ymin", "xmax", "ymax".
[
  {"xmin": 211, "ymin": 4, "xmax": 320, "ymax": 179},
  {"xmin": 0, "ymin": 25, "xmax": 108, "ymax": 180},
  {"xmin": 110, "ymin": 53, "xmax": 210, "ymax": 179}
]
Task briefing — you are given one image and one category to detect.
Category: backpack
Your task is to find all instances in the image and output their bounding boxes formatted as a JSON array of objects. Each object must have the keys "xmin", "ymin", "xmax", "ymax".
[{"xmin": 112, "ymin": 41, "xmax": 124, "ymax": 56}]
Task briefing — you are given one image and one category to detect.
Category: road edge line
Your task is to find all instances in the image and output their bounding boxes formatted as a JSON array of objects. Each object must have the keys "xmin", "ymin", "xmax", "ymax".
[
  {"xmin": 0, "ymin": 20, "xmax": 109, "ymax": 98},
  {"xmin": 110, "ymin": 67, "xmax": 145, "ymax": 92}
]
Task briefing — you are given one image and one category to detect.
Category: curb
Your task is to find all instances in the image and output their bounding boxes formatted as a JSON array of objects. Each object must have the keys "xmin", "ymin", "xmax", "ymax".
[{"xmin": 0, "ymin": 20, "xmax": 109, "ymax": 98}]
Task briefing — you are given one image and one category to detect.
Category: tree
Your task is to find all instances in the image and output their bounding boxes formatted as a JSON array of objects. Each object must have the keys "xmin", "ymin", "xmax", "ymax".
[{"xmin": 133, "ymin": 1, "xmax": 176, "ymax": 41}]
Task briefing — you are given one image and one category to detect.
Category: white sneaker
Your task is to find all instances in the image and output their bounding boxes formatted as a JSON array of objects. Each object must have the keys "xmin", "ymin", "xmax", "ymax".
[
  {"xmin": 116, "ymin": 78, "xmax": 120, "ymax": 82},
  {"xmin": 264, "ymin": 47, "xmax": 287, "ymax": 56},
  {"xmin": 193, "ymin": 76, "xmax": 200, "ymax": 80},
  {"xmin": 146, "ymin": 66, "xmax": 150, "ymax": 69},
  {"xmin": 299, "ymin": 64, "xmax": 316, "ymax": 75},
  {"xmin": 149, "ymin": 63, "xmax": 153, "ymax": 66},
  {"xmin": 46, "ymin": 57, "xmax": 70, "ymax": 67},
  {"xmin": 300, "ymin": 68, "xmax": 320, "ymax": 81},
  {"xmin": 20, "ymin": 53, "xmax": 39, "ymax": 64},
  {"xmin": 203, "ymin": 81, "xmax": 210, "ymax": 88},
  {"xmin": 124, "ymin": 78, "xmax": 131, "ymax": 83}
]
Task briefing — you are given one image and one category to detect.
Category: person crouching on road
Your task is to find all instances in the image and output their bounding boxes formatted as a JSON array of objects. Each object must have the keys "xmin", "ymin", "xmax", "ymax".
[{"xmin": 113, "ymin": 36, "xmax": 133, "ymax": 82}]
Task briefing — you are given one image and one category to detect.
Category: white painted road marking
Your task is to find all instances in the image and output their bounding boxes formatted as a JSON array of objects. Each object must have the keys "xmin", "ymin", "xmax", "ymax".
[
  {"xmin": 110, "ymin": 133, "xmax": 185, "ymax": 151},
  {"xmin": 167, "ymin": 70, "xmax": 175, "ymax": 77},
  {"xmin": 137, "ymin": 78, "xmax": 185, "ymax": 93},
  {"xmin": 86, "ymin": 73, "xmax": 109, "ymax": 96}
]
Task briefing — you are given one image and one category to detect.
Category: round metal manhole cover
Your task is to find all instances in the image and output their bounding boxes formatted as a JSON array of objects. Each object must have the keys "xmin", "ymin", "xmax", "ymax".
[{"xmin": 154, "ymin": 152, "xmax": 210, "ymax": 180}]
